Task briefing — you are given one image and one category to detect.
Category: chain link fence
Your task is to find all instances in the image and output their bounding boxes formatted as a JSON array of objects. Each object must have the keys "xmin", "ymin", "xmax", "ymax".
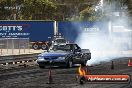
[
  {"xmin": 0, "ymin": 38, "xmax": 30, "ymax": 55},
  {"xmin": 0, "ymin": 38, "xmax": 44, "ymax": 56}
]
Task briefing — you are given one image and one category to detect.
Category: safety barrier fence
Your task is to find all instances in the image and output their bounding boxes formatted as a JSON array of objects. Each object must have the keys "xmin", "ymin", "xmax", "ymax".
[{"xmin": 0, "ymin": 53, "xmax": 40, "ymax": 69}]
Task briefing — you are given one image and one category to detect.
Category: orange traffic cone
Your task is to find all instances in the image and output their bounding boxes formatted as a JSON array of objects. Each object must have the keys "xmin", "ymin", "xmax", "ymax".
[{"xmin": 128, "ymin": 59, "xmax": 132, "ymax": 67}]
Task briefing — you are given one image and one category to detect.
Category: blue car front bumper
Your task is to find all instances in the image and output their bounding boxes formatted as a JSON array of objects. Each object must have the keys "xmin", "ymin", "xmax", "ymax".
[{"xmin": 37, "ymin": 57, "xmax": 67, "ymax": 66}]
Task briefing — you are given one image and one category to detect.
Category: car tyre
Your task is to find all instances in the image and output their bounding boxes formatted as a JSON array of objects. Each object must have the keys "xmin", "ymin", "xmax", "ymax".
[
  {"xmin": 66, "ymin": 60, "xmax": 73, "ymax": 68},
  {"xmin": 83, "ymin": 60, "xmax": 87, "ymax": 66}
]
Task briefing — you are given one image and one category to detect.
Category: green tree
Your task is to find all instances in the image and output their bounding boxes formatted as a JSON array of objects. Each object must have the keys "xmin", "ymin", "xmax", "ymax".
[
  {"xmin": 68, "ymin": 0, "xmax": 100, "ymax": 21},
  {"xmin": 79, "ymin": 6, "xmax": 103, "ymax": 21},
  {"xmin": 21, "ymin": 0, "xmax": 56, "ymax": 20},
  {"xmin": 0, "ymin": 0, "xmax": 11, "ymax": 20},
  {"xmin": 0, "ymin": 0, "xmax": 24, "ymax": 20},
  {"xmin": 124, "ymin": 0, "xmax": 132, "ymax": 16},
  {"xmin": 123, "ymin": 0, "xmax": 132, "ymax": 26}
]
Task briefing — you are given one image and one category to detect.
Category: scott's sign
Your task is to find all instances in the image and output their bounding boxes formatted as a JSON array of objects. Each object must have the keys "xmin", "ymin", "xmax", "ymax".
[
  {"xmin": 0, "ymin": 24, "xmax": 30, "ymax": 38},
  {"xmin": 0, "ymin": 26, "xmax": 22, "ymax": 32}
]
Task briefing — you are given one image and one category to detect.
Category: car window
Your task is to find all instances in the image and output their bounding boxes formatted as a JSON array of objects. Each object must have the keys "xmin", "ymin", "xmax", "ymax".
[
  {"xmin": 74, "ymin": 45, "xmax": 78, "ymax": 50},
  {"xmin": 53, "ymin": 45, "xmax": 65, "ymax": 50},
  {"xmin": 50, "ymin": 44, "xmax": 71, "ymax": 51},
  {"xmin": 74, "ymin": 44, "xmax": 81, "ymax": 51},
  {"xmin": 55, "ymin": 39, "xmax": 66, "ymax": 43},
  {"xmin": 64, "ymin": 44, "xmax": 71, "ymax": 50}
]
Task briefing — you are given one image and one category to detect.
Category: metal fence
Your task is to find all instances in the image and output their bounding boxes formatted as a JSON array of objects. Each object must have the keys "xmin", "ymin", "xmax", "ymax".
[{"xmin": 0, "ymin": 38, "xmax": 30, "ymax": 55}]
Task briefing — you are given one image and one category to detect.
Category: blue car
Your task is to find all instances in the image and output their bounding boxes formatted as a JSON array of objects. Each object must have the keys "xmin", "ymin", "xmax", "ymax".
[{"xmin": 37, "ymin": 43, "xmax": 91, "ymax": 68}]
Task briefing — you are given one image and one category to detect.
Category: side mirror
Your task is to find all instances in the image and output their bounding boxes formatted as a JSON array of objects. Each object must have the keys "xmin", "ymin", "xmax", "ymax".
[{"xmin": 77, "ymin": 48, "xmax": 81, "ymax": 52}]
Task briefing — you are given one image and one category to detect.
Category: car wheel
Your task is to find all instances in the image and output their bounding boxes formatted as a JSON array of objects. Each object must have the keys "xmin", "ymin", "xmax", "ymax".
[
  {"xmin": 83, "ymin": 60, "xmax": 87, "ymax": 66},
  {"xmin": 32, "ymin": 44, "xmax": 39, "ymax": 50},
  {"xmin": 67, "ymin": 60, "xmax": 73, "ymax": 68}
]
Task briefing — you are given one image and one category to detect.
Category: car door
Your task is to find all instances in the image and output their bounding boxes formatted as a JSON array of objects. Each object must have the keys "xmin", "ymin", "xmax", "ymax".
[{"xmin": 72, "ymin": 44, "xmax": 82, "ymax": 64}]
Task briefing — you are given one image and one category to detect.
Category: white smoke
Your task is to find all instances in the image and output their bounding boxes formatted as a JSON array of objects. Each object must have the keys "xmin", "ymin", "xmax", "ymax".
[
  {"xmin": 75, "ymin": 0, "xmax": 132, "ymax": 66},
  {"xmin": 76, "ymin": 30, "xmax": 122, "ymax": 66}
]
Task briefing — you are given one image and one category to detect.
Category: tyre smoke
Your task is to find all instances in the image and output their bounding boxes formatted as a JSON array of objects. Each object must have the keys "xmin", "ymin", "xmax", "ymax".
[{"xmin": 75, "ymin": 0, "xmax": 132, "ymax": 65}]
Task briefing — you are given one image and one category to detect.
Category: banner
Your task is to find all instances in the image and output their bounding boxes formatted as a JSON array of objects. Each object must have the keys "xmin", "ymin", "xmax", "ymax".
[{"xmin": 0, "ymin": 24, "xmax": 30, "ymax": 38}]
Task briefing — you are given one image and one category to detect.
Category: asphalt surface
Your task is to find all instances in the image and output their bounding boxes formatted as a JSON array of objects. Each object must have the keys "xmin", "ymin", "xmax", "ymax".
[{"xmin": 0, "ymin": 57, "xmax": 131, "ymax": 88}]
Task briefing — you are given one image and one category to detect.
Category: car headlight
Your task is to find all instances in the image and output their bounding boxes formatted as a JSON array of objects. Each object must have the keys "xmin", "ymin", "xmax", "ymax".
[
  {"xmin": 57, "ymin": 56, "xmax": 65, "ymax": 60},
  {"xmin": 37, "ymin": 57, "xmax": 45, "ymax": 61}
]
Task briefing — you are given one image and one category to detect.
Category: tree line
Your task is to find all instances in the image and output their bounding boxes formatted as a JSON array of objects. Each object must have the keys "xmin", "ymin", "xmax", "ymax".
[{"xmin": 0, "ymin": 0, "xmax": 131, "ymax": 21}]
